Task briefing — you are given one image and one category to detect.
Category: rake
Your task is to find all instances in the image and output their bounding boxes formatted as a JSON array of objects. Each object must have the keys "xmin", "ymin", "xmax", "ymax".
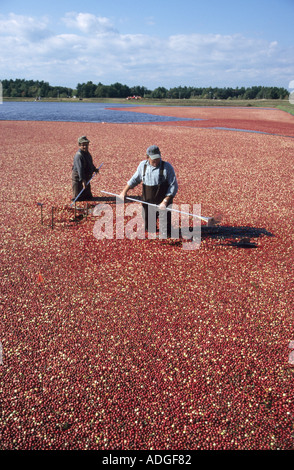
[{"xmin": 100, "ymin": 190, "xmax": 217, "ymax": 226}]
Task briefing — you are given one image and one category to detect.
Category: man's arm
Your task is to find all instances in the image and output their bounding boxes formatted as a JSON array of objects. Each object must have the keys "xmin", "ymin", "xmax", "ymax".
[
  {"xmin": 119, "ymin": 162, "xmax": 144, "ymax": 199},
  {"xmin": 119, "ymin": 184, "xmax": 131, "ymax": 200},
  {"xmin": 73, "ymin": 152, "xmax": 85, "ymax": 182},
  {"xmin": 159, "ymin": 194, "xmax": 173, "ymax": 207},
  {"xmin": 159, "ymin": 163, "xmax": 178, "ymax": 208}
]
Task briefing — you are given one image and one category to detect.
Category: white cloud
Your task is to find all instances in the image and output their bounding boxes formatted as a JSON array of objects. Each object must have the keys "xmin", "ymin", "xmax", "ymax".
[
  {"xmin": 62, "ymin": 12, "xmax": 117, "ymax": 34},
  {"xmin": 0, "ymin": 12, "xmax": 293, "ymax": 89},
  {"xmin": 0, "ymin": 13, "xmax": 52, "ymax": 42},
  {"xmin": 145, "ymin": 17, "xmax": 156, "ymax": 27}
]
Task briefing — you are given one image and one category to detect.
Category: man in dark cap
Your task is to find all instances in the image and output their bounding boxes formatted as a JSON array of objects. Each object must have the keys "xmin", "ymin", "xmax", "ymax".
[
  {"xmin": 119, "ymin": 145, "xmax": 178, "ymax": 237},
  {"xmin": 72, "ymin": 136, "xmax": 99, "ymax": 201}
]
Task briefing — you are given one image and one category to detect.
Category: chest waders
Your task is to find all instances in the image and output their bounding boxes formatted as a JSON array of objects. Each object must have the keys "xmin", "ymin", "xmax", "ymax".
[{"xmin": 141, "ymin": 160, "xmax": 172, "ymax": 236}]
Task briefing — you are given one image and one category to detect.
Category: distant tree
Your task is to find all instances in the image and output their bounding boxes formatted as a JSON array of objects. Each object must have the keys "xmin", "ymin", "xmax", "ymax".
[
  {"xmin": 0, "ymin": 79, "xmax": 289, "ymax": 101},
  {"xmin": 76, "ymin": 83, "xmax": 83, "ymax": 97},
  {"xmin": 94, "ymin": 83, "xmax": 108, "ymax": 98},
  {"xmin": 151, "ymin": 87, "xmax": 168, "ymax": 99},
  {"xmin": 110, "ymin": 82, "xmax": 131, "ymax": 98},
  {"xmin": 268, "ymin": 87, "xmax": 281, "ymax": 99},
  {"xmin": 83, "ymin": 81, "xmax": 96, "ymax": 98},
  {"xmin": 130, "ymin": 85, "xmax": 150, "ymax": 97}
]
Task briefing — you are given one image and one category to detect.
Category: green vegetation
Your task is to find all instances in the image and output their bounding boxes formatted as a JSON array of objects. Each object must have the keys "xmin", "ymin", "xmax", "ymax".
[
  {"xmin": 1, "ymin": 78, "xmax": 289, "ymax": 100},
  {"xmin": 1, "ymin": 79, "xmax": 71, "ymax": 99},
  {"xmin": 276, "ymin": 103, "xmax": 294, "ymax": 116},
  {"xmin": 2, "ymin": 78, "xmax": 293, "ymax": 113}
]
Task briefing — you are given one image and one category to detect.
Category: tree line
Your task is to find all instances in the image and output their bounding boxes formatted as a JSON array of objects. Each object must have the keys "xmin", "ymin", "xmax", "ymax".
[{"xmin": 1, "ymin": 78, "xmax": 289, "ymax": 100}]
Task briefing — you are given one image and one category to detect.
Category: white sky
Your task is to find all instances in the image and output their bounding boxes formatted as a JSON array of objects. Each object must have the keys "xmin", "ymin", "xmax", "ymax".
[{"xmin": 0, "ymin": 0, "xmax": 293, "ymax": 90}]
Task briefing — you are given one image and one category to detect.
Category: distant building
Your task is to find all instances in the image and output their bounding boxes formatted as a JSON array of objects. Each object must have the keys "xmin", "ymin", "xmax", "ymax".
[{"xmin": 126, "ymin": 95, "xmax": 142, "ymax": 100}]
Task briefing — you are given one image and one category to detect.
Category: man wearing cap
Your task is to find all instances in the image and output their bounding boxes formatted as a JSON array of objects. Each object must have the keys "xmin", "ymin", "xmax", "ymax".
[
  {"xmin": 72, "ymin": 136, "xmax": 99, "ymax": 200},
  {"xmin": 119, "ymin": 145, "xmax": 178, "ymax": 237}
]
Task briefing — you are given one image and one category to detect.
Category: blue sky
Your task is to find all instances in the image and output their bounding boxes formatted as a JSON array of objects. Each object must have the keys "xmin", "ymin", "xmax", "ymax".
[{"xmin": 1, "ymin": 0, "xmax": 293, "ymax": 90}]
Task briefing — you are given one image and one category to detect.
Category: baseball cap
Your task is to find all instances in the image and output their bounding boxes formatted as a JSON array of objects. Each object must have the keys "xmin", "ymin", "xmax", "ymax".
[
  {"xmin": 78, "ymin": 136, "xmax": 90, "ymax": 144},
  {"xmin": 146, "ymin": 145, "xmax": 161, "ymax": 160}
]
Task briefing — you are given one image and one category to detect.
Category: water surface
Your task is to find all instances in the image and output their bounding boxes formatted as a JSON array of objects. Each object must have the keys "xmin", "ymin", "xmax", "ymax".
[{"xmin": 0, "ymin": 101, "xmax": 194, "ymax": 123}]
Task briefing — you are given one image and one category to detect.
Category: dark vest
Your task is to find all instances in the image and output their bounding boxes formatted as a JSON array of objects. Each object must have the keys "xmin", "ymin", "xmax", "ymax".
[{"xmin": 142, "ymin": 160, "xmax": 169, "ymax": 205}]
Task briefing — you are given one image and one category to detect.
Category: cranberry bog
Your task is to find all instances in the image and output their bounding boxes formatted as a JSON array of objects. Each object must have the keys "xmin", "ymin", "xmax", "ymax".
[{"xmin": 1, "ymin": 106, "xmax": 294, "ymax": 450}]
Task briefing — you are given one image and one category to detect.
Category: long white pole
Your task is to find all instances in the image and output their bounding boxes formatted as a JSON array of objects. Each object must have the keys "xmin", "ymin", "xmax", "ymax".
[{"xmin": 100, "ymin": 190, "xmax": 212, "ymax": 223}]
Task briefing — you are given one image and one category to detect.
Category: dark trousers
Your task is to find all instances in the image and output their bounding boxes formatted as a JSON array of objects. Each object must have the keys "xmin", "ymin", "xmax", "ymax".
[
  {"xmin": 142, "ymin": 203, "xmax": 172, "ymax": 237},
  {"xmin": 72, "ymin": 171, "xmax": 93, "ymax": 200},
  {"xmin": 142, "ymin": 181, "xmax": 172, "ymax": 237}
]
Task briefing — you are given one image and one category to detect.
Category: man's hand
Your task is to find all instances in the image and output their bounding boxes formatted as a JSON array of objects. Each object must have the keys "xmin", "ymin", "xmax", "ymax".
[
  {"xmin": 118, "ymin": 192, "xmax": 126, "ymax": 201},
  {"xmin": 118, "ymin": 184, "xmax": 131, "ymax": 201},
  {"xmin": 159, "ymin": 197, "xmax": 169, "ymax": 210}
]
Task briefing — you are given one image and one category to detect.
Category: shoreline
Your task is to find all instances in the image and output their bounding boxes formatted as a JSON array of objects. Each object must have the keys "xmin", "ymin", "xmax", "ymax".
[{"xmin": 2, "ymin": 96, "xmax": 293, "ymax": 109}]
